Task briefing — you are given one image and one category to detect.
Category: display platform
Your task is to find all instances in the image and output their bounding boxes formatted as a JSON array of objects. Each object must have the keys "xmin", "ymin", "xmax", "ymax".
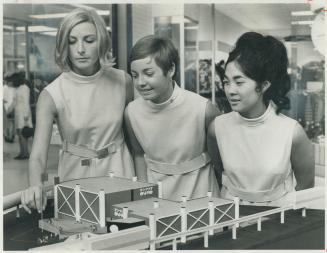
[
  {"xmin": 3, "ymin": 201, "xmax": 324, "ymax": 251},
  {"xmin": 160, "ymin": 206, "xmax": 325, "ymax": 250}
]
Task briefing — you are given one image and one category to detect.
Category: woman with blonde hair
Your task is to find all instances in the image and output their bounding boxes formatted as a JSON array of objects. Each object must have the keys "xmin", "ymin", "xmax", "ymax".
[{"xmin": 21, "ymin": 7, "xmax": 134, "ymax": 213}]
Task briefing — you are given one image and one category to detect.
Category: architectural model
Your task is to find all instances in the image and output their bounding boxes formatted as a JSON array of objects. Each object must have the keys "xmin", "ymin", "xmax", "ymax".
[{"xmin": 30, "ymin": 173, "xmax": 323, "ymax": 250}]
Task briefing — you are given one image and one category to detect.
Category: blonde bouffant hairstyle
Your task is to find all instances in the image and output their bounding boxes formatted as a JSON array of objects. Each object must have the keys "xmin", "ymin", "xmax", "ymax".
[{"xmin": 55, "ymin": 7, "xmax": 114, "ymax": 71}]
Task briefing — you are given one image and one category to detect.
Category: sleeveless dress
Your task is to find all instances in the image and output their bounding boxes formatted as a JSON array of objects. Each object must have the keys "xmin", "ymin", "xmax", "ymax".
[
  {"xmin": 214, "ymin": 101, "xmax": 297, "ymax": 206},
  {"xmin": 45, "ymin": 67, "xmax": 134, "ymax": 181},
  {"xmin": 127, "ymin": 84, "xmax": 219, "ymax": 201}
]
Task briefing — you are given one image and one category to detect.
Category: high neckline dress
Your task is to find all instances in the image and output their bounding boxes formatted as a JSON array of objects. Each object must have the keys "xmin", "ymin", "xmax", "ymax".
[{"xmin": 45, "ymin": 67, "xmax": 134, "ymax": 181}]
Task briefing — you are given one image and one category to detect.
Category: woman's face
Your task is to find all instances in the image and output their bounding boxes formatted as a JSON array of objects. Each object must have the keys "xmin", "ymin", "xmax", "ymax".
[
  {"xmin": 131, "ymin": 56, "xmax": 174, "ymax": 104},
  {"xmin": 224, "ymin": 61, "xmax": 266, "ymax": 118},
  {"xmin": 68, "ymin": 22, "xmax": 100, "ymax": 76}
]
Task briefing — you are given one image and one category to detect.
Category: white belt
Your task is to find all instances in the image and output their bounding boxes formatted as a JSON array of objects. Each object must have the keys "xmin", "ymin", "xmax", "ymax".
[
  {"xmin": 145, "ymin": 152, "xmax": 211, "ymax": 175},
  {"xmin": 222, "ymin": 171, "xmax": 293, "ymax": 202},
  {"xmin": 62, "ymin": 138, "xmax": 124, "ymax": 166}
]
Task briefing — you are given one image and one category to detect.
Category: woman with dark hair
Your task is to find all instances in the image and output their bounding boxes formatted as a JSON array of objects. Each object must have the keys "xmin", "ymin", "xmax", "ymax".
[
  {"xmin": 125, "ymin": 35, "xmax": 220, "ymax": 201},
  {"xmin": 215, "ymin": 60, "xmax": 231, "ymax": 113},
  {"xmin": 21, "ymin": 7, "xmax": 135, "ymax": 213},
  {"xmin": 11, "ymin": 72, "xmax": 33, "ymax": 159},
  {"xmin": 208, "ymin": 32, "xmax": 314, "ymax": 206}
]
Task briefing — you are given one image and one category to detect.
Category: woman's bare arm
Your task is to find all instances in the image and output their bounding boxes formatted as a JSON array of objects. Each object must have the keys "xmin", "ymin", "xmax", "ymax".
[
  {"xmin": 124, "ymin": 107, "xmax": 147, "ymax": 181},
  {"xmin": 291, "ymin": 123, "xmax": 315, "ymax": 190},
  {"xmin": 21, "ymin": 90, "xmax": 57, "ymax": 213}
]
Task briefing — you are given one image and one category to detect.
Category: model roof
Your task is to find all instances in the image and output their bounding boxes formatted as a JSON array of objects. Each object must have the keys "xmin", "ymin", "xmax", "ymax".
[{"xmin": 59, "ymin": 176, "xmax": 157, "ymax": 193}]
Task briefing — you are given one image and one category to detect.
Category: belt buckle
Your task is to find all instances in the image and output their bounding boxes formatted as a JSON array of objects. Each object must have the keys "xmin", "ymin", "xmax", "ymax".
[
  {"xmin": 81, "ymin": 159, "xmax": 91, "ymax": 166},
  {"xmin": 107, "ymin": 143, "xmax": 117, "ymax": 154},
  {"xmin": 97, "ymin": 147, "xmax": 109, "ymax": 159}
]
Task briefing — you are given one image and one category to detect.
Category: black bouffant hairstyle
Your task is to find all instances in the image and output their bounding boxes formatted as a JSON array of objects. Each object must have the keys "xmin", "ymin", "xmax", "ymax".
[{"xmin": 226, "ymin": 32, "xmax": 291, "ymax": 113}]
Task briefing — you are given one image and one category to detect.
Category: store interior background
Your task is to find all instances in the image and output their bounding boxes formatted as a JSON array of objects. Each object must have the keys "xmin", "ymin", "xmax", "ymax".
[{"xmin": 3, "ymin": 3, "xmax": 325, "ymax": 208}]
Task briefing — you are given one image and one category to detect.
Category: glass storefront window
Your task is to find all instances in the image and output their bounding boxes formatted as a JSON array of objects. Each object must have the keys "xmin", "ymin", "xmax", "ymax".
[
  {"xmin": 132, "ymin": 4, "xmax": 184, "ymax": 89},
  {"xmin": 3, "ymin": 4, "xmax": 112, "ymax": 82},
  {"xmin": 3, "ymin": 26, "xmax": 26, "ymax": 73},
  {"xmin": 182, "ymin": 3, "xmax": 325, "ymax": 139}
]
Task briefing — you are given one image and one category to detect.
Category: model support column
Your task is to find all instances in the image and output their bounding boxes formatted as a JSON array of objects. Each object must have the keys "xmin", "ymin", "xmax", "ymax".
[
  {"xmin": 75, "ymin": 184, "xmax": 81, "ymax": 222},
  {"xmin": 257, "ymin": 217, "xmax": 262, "ymax": 231},
  {"xmin": 232, "ymin": 224, "xmax": 237, "ymax": 239},
  {"xmin": 180, "ymin": 206, "xmax": 187, "ymax": 243},
  {"xmin": 208, "ymin": 201, "xmax": 214, "ymax": 235},
  {"xmin": 99, "ymin": 189, "xmax": 106, "ymax": 227},
  {"xmin": 302, "ymin": 207, "xmax": 306, "ymax": 217},
  {"xmin": 157, "ymin": 181, "xmax": 163, "ymax": 199},
  {"xmin": 54, "ymin": 185, "xmax": 58, "ymax": 218},
  {"xmin": 280, "ymin": 210, "xmax": 285, "ymax": 224},
  {"xmin": 122, "ymin": 207, "xmax": 129, "ymax": 219},
  {"xmin": 234, "ymin": 197, "xmax": 239, "ymax": 228},
  {"xmin": 207, "ymin": 191, "xmax": 212, "ymax": 198},
  {"xmin": 149, "ymin": 213, "xmax": 156, "ymax": 250},
  {"xmin": 132, "ymin": 176, "xmax": 138, "ymax": 182},
  {"xmin": 109, "ymin": 172, "xmax": 114, "ymax": 178},
  {"xmin": 172, "ymin": 238, "xmax": 177, "ymax": 250},
  {"xmin": 181, "ymin": 195, "xmax": 187, "ymax": 203},
  {"xmin": 203, "ymin": 231, "xmax": 209, "ymax": 248}
]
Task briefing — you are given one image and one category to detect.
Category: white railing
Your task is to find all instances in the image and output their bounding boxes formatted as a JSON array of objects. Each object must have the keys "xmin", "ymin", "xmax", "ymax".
[
  {"xmin": 149, "ymin": 198, "xmax": 238, "ymax": 250},
  {"xmin": 148, "ymin": 187, "xmax": 324, "ymax": 250}
]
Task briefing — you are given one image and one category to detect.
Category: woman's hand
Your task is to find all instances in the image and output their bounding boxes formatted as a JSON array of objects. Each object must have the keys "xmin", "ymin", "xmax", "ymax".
[{"xmin": 21, "ymin": 186, "xmax": 47, "ymax": 214}]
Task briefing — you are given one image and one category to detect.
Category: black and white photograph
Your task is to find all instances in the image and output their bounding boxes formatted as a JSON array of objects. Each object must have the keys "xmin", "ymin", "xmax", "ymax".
[{"xmin": 2, "ymin": 0, "xmax": 325, "ymax": 251}]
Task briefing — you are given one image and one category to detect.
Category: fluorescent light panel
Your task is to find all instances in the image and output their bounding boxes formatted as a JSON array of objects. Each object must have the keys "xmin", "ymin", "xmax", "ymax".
[
  {"xmin": 16, "ymin": 25, "xmax": 57, "ymax": 32},
  {"xmin": 41, "ymin": 31, "xmax": 57, "ymax": 36},
  {"xmin": 12, "ymin": 25, "xmax": 111, "ymax": 35},
  {"xmin": 30, "ymin": 10, "xmax": 110, "ymax": 19},
  {"xmin": 291, "ymin": 20, "xmax": 314, "ymax": 25},
  {"xmin": 157, "ymin": 16, "xmax": 193, "ymax": 24},
  {"xmin": 185, "ymin": 26, "xmax": 198, "ymax": 30},
  {"xmin": 291, "ymin": 11, "xmax": 314, "ymax": 16},
  {"xmin": 3, "ymin": 25, "xmax": 14, "ymax": 30}
]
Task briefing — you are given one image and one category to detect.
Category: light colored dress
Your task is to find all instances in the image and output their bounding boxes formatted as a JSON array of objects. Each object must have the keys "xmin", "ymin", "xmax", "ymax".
[
  {"xmin": 45, "ymin": 67, "xmax": 134, "ymax": 181},
  {"xmin": 127, "ymin": 84, "xmax": 219, "ymax": 201},
  {"xmin": 14, "ymin": 84, "xmax": 33, "ymax": 129},
  {"xmin": 3, "ymin": 84, "xmax": 16, "ymax": 114},
  {"xmin": 214, "ymin": 101, "xmax": 297, "ymax": 206}
]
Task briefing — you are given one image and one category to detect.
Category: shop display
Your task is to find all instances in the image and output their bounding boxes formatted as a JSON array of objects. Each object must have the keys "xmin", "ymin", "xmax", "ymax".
[
  {"xmin": 25, "ymin": 175, "xmax": 324, "ymax": 250},
  {"xmin": 199, "ymin": 59, "xmax": 212, "ymax": 95}
]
